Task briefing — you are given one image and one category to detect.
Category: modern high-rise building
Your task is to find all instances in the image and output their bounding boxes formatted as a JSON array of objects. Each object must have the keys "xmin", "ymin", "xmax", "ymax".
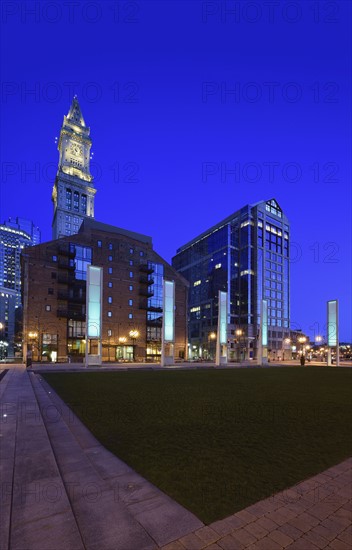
[
  {"xmin": 172, "ymin": 199, "xmax": 290, "ymax": 361},
  {"xmin": 22, "ymin": 219, "xmax": 188, "ymax": 363},
  {"xmin": 52, "ymin": 97, "xmax": 96, "ymax": 240},
  {"xmin": 0, "ymin": 218, "xmax": 40, "ymax": 358},
  {"xmin": 5, "ymin": 217, "xmax": 41, "ymax": 245}
]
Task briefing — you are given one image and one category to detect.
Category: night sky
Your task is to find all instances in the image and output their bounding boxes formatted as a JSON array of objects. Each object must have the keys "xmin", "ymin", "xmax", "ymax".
[{"xmin": 1, "ymin": 1, "xmax": 351, "ymax": 341}]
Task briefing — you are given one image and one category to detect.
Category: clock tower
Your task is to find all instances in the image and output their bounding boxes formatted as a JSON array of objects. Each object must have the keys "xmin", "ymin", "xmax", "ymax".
[{"xmin": 52, "ymin": 97, "xmax": 96, "ymax": 239}]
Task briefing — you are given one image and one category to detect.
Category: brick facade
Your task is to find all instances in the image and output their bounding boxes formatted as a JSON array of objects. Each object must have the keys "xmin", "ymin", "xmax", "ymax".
[{"xmin": 22, "ymin": 220, "xmax": 188, "ymax": 363}]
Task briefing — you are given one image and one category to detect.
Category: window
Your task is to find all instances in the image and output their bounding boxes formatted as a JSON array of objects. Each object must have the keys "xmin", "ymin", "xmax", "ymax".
[
  {"xmin": 129, "ymin": 248, "xmax": 134, "ymax": 254},
  {"xmin": 97, "ymin": 240, "xmax": 102, "ymax": 248},
  {"xmin": 129, "ymin": 260, "xmax": 133, "ymax": 266},
  {"xmin": 108, "ymin": 243, "xmax": 113, "ymax": 250},
  {"xmin": 66, "ymin": 188, "xmax": 72, "ymax": 209},
  {"xmin": 74, "ymin": 245, "xmax": 92, "ymax": 281},
  {"xmin": 129, "ymin": 285, "xmax": 133, "ymax": 291},
  {"xmin": 108, "ymin": 282, "xmax": 113, "ymax": 288},
  {"xmin": 140, "ymin": 251, "xmax": 144, "ymax": 257},
  {"xmin": 52, "ymin": 255, "xmax": 57, "ymax": 262},
  {"xmin": 128, "ymin": 313, "xmax": 133, "ymax": 319},
  {"xmin": 45, "ymin": 305, "xmax": 51, "ymax": 311},
  {"xmin": 68, "ymin": 320, "xmax": 86, "ymax": 338},
  {"xmin": 107, "ymin": 329, "xmax": 112, "ymax": 337},
  {"xmin": 129, "ymin": 271, "xmax": 133, "ymax": 278},
  {"xmin": 108, "ymin": 311, "xmax": 112, "ymax": 317},
  {"xmin": 51, "ymin": 272, "xmax": 56, "ymax": 279},
  {"xmin": 129, "ymin": 299, "xmax": 133, "ymax": 306},
  {"xmin": 108, "ymin": 267, "xmax": 113, "ymax": 274},
  {"xmin": 81, "ymin": 194, "xmax": 87, "ymax": 214},
  {"xmin": 73, "ymin": 191, "xmax": 79, "ymax": 211},
  {"xmin": 48, "ymin": 288, "xmax": 54, "ymax": 295},
  {"xmin": 108, "ymin": 255, "xmax": 113, "ymax": 261},
  {"xmin": 108, "ymin": 296, "xmax": 113, "ymax": 304}
]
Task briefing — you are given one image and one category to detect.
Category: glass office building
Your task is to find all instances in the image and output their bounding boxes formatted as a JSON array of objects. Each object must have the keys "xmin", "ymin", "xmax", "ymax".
[
  {"xmin": 172, "ymin": 199, "xmax": 290, "ymax": 361},
  {"xmin": 0, "ymin": 219, "xmax": 40, "ymax": 358}
]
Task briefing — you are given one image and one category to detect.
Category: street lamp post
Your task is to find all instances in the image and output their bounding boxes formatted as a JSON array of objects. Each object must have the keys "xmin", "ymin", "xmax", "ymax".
[
  {"xmin": 298, "ymin": 336, "xmax": 307, "ymax": 365},
  {"xmin": 282, "ymin": 338, "xmax": 291, "ymax": 361},
  {"xmin": 118, "ymin": 336, "xmax": 127, "ymax": 361},
  {"xmin": 129, "ymin": 330, "xmax": 140, "ymax": 362},
  {"xmin": 209, "ymin": 331, "xmax": 216, "ymax": 361},
  {"xmin": 235, "ymin": 329, "xmax": 243, "ymax": 362}
]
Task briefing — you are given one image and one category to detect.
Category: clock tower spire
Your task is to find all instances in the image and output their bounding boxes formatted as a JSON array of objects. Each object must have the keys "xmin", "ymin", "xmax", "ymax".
[{"xmin": 52, "ymin": 97, "xmax": 96, "ymax": 239}]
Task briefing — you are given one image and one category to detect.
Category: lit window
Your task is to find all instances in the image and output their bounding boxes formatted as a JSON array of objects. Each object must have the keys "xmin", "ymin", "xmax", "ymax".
[
  {"xmin": 108, "ymin": 296, "xmax": 113, "ymax": 304},
  {"xmin": 108, "ymin": 243, "xmax": 113, "ymax": 250},
  {"xmin": 97, "ymin": 240, "xmax": 102, "ymax": 248},
  {"xmin": 129, "ymin": 260, "xmax": 133, "ymax": 266},
  {"xmin": 45, "ymin": 305, "xmax": 51, "ymax": 311},
  {"xmin": 129, "ymin": 248, "xmax": 134, "ymax": 254},
  {"xmin": 108, "ymin": 311, "xmax": 112, "ymax": 317},
  {"xmin": 129, "ymin": 271, "xmax": 133, "ymax": 278},
  {"xmin": 108, "ymin": 255, "xmax": 113, "ymax": 261},
  {"xmin": 215, "ymin": 263, "xmax": 221, "ymax": 269},
  {"xmin": 129, "ymin": 285, "xmax": 133, "ymax": 291},
  {"xmin": 108, "ymin": 282, "xmax": 113, "ymax": 288},
  {"xmin": 140, "ymin": 251, "xmax": 144, "ymax": 257},
  {"xmin": 52, "ymin": 255, "xmax": 57, "ymax": 262},
  {"xmin": 193, "ymin": 280, "xmax": 201, "ymax": 286},
  {"xmin": 107, "ymin": 329, "xmax": 112, "ymax": 337},
  {"xmin": 129, "ymin": 299, "xmax": 133, "ymax": 306},
  {"xmin": 128, "ymin": 313, "xmax": 133, "ymax": 319},
  {"xmin": 108, "ymin": 267, "xmax": 113, "ymax": 274}
]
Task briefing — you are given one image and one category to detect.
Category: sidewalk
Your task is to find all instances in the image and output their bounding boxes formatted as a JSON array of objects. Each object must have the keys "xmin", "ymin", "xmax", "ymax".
[
  {"xmin": 0, "ymin": 365, "xmax": 202, "ymax": 550},
  {"xmin": 161, "ymin": 460, "xmax": 351, "ymax": 549},
  {"xmin": 1, "ymin": 365, "xmax": 351, "ymax": 549}
]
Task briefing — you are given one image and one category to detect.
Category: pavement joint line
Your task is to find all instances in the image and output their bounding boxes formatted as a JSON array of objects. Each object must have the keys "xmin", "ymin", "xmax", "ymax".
[
  {"xmin": 33, "ymin": 370, "xmax": 203, "ymax": 548},
  {"xmin": 28, "ymin": 370, "xmax": 88, "ymax": 550}
]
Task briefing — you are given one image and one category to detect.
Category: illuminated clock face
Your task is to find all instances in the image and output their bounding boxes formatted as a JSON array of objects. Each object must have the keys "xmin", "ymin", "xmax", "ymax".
[{"xmin": 70, "ymin": 143, "xmax": 82, "ymax": 156}]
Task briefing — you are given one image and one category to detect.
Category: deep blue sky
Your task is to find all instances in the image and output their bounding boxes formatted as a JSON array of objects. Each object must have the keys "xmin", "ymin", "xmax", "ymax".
[{"xmin": 1, "ymin": 1, "xmax": 351, "ymax": 341}]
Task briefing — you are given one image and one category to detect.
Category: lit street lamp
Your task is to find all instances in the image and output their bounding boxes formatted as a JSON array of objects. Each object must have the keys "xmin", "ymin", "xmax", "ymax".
[
  {"xmin": 129, "ymin": 330, "xmax": 140, "ymax": 361},
  {"xmin": 235, "ymin": 329, "xmax": 243, "ymax": 362},
  {"xmin": 298, "ymin": 336, "xmax": 307, "ymax": 365},
  {"xmin": 208, "ymin": 331, "xmax": 216, "ymax": 361}
]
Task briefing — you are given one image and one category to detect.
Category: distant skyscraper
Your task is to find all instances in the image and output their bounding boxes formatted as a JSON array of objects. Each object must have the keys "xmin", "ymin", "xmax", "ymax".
[
  {"xmin": 0, "ymin": 218, "xmax": 40, "ymax": 357},
  {"xmin": 5, "ymin": 216, "xmax": 41, "ymax": 245},
  {"xmin": 52, "ymin": 97, "xmax": 96, "ymax": 240},
  {"xmin": 172, "ymin": 199, "xmax": 290, "ymax": 361}
]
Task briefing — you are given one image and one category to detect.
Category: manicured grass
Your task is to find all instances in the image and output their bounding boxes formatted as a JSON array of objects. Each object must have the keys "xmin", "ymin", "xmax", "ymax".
[{"xmin": 43, "ymin": 368, "xmax": 352, "ymax": 523}]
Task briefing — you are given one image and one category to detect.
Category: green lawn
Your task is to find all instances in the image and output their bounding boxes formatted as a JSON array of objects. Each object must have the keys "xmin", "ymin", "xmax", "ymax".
[{"xmin": 43, "ymin": 368, "xmax": 352, "ymax": 523}]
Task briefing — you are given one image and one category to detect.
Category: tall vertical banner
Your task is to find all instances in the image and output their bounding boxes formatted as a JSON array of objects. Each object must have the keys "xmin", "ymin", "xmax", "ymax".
[
  {"xmin": 216, "ymin": 290, "xmax": 228, "ymax": 366},
  {"xmin": 327, "ymin": 300, "xmax": 339, "ymax": 366},
  {"xmin": 258, "ymin": 299, "xmax": 268, "ymax": 365},
  {"xmin": 161, "ymin": 279, "xmax": 175, "ymax": 366},
  {"xmin": 85, "ymin": 265, "xmax": 103, "ymax": 365}
]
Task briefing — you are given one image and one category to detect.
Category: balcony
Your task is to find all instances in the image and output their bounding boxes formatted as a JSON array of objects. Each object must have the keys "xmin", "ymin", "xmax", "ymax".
[
  {"xmin": 57, "ymin": 273, "xmax": 75, "ymax": 284},
  {"xmin": 57, "ymin": 309, "xmax": 85, "ymax": 321},
  {"xmin": 139, "ymin": 288, "xmax": 154, "ymax": 298},
  {"xmin": 58, "ymin": 243, "xmax": 75, "ymax": 257},
  {"xmin": 58, "ymin": 258, "xmax": 75, "ymax": 270},
  {"xmin": 139, "ymin": 275, "xmax": 154, "ymax": 285},
  {"xmin": 147, "ymin": 317, "xmax": 162, "ymax": 328},
  {"xmin": 139, "ymin": 264, "xmax": 154, "ymax": 274}
]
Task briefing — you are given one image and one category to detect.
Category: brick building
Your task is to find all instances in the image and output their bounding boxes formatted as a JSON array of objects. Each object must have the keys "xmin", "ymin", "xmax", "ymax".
[{"xmin": 22, "ymin": 219, "xmax": 188, "ymax": 363}]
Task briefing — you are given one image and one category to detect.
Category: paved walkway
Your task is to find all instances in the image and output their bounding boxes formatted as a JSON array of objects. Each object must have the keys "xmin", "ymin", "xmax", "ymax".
[
  {"xmin": 161, "ymin": 461, "xmax": 351, "ymax": 550},
  {"xmin": 1, "ymin": 365, "xmax": 202, "ymax": 550},
  {"xmin": 1, "ymin": 365, "xmax": 351, "ymax": 550}
]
